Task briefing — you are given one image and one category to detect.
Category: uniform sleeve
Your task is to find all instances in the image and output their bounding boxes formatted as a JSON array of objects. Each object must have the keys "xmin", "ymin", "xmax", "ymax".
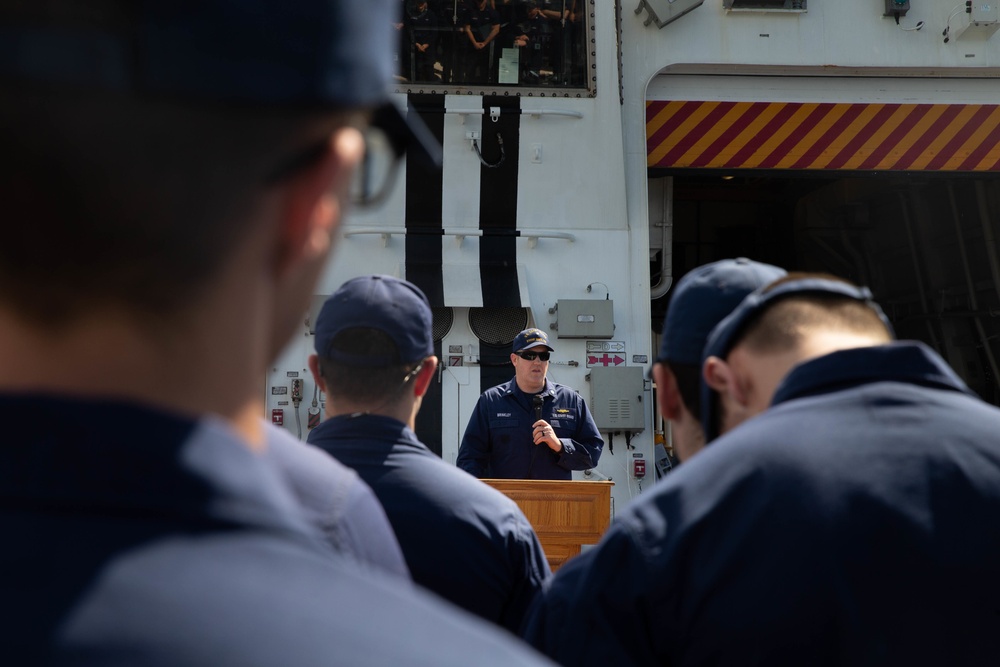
[
  {"xmin": 457, "ymin": 396, "xmax": 491, "ymax": 477},
  {"xmin": 520, "ymin": 521, "xmax": 665, "ymax": 667},
  {"xmin": 554, "ymin": 394, "xmax": 603, "ymax": 471},
  {"xmin": 499, "ymin": 512, "xmax": 553, "ymax": 633}
]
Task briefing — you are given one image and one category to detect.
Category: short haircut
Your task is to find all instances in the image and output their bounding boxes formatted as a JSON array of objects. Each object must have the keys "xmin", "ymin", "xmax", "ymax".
[
  {"xmin": 734, "ymin": 273, "xmax": 894, "ymax": 355},
  {"xmin": 0, "ymin": 2, "xmax": 360, "ymax": 327},
  {"xmin": 319, "ymin": 327, "xmax": 420, "ymax": 403},
  {"xmin": 663, "ymin": 360, "xmax": 702, "ymax": 419}
]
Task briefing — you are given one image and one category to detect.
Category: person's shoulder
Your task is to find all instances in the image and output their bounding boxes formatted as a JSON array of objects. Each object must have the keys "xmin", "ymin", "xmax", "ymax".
[
  {"xmin": 64, "ymin": 533, "xmax": 552, "ymax": 666},
  {"xmin": 548, "ymin": 381, "xmax": 584, "ymax": 401},
  {"xmin": 264, "ymin": 422, "xmax": 359, "ymax": 485},
  {"xmin": 482, "ymin": 379, "xmax": 515, "ymax": 398}
]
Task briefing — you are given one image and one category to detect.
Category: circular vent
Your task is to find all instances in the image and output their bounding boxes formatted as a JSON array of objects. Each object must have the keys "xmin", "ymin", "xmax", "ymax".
[
  {"xmin": 431, "ymin": 307, "xmax": 454, "ymax": 342},
  {"xmin": 469, "ymin": 307, "xmax": 530, "ymax": 346}
]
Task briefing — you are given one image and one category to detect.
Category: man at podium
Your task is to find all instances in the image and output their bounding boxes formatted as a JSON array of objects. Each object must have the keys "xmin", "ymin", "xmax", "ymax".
[{"xmin": 457, "ymin": 328, "xmax": 603, "ymax": 480}]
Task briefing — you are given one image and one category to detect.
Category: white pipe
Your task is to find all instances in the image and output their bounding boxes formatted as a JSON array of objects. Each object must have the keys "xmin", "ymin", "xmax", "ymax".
[{"xmin": 650, "ymin": 176, "xmax": 673, "ymax": 299}]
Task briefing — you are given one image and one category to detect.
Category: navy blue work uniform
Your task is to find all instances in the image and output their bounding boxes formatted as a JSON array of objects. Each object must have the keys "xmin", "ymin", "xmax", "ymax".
[
  {"xmin": 457, "ymin": 378, "xmax": 603, "ymax": 480},
  {"xmin": 522, "ymin": 342, "xmax": 1000, "ymax": 666},
  {"xmin": 308, "ymin": 413, "xmax": 551, "ymax": 633},
  {"xmin": 1, "ymin": 395, "xmax": 557, "ymax": 667},
  {"xmin": 460, "ymin": 3, "xmax": 500, "ymax": 83},
  {"xmin": 404, "ymin": 3, "xmax": 439, "ymax": 82},
  {"xmin": 263, "ymin": 422, "xmax": 410, "ymax": 578}
]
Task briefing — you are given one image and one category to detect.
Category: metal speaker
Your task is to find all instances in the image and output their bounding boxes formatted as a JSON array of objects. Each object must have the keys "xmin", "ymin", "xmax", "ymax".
[
  {"xmin": 432, "ymin": 307, "xmax": 454, "ymax": 342},
  {"xmin": 469, "ymin": 307, "xmax": 530, "ymax": 346}
]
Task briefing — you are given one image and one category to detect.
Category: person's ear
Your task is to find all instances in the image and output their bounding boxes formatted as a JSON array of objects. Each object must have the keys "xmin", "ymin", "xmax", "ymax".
[
  {"xmin": 308, "ymin": 354, "xmax": 329, "ymax": 395},
  {"xmin": 703, "ymin": 355, "xmax": 749, "ymax": 408},
  {"xmin": 653, "ymin": 364, "xmax": 683, "ymax": 421},
  {"xmin": 412, "ymin": 356, "xmax": 439, "ymax": 398},
  {"xmin": 272, "ymin": 126, "xmax": 365, "ymax": 279}
]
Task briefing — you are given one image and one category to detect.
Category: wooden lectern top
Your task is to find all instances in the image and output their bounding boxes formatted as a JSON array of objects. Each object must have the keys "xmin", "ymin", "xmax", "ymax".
[{"xmin": 482, "ymin": 479, "xmax": 613, "ymax": 572}]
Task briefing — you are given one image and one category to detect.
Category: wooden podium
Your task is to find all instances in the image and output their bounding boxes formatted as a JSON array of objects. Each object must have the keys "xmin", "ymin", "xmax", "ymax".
[{"xmin": 482, "ymin": 479, "xmax": 613, "ymax": 571}]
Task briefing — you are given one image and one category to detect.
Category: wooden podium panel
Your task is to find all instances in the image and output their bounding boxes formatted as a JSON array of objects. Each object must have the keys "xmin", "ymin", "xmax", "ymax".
[{"xmin": 482, "ymin": 479, "xmax": 613, "ymax": 571}]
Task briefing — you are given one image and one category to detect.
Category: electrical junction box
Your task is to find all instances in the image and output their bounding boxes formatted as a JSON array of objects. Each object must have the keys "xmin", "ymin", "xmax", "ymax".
[
  {"xmin": 589, "ymin": 366, "xmax": 645, "ymax": 432},
  {"xmin": 882, "ymin": 0, "xmax": 909, "ymax": 18},
  {"xmin": 555, "ymin": 299, "xmax": 614, "ymax": 339},
  {"xmin": 956, "ymin": 2, "xmax": 1000, "ymax": 40},
  {"xmin": 972, "ymin": 1, "xmax": 1000, "ymax": 22},
  {"xmin": 635, "ymin": 0, "xmax": 704, "ymax": 29}
]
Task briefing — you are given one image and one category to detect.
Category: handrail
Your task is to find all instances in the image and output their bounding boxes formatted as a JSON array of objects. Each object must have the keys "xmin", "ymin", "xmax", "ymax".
[
  {"xmin": 344, "ymin": 228, "xmax": 576, "ymax": 248},
  {"xmin": 449, "ymin": 108, "xmax": 584, "ymax": 119}
]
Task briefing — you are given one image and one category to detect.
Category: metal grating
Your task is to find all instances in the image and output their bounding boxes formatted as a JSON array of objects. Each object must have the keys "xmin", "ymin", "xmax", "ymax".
[
  {"xmin": 432, "ymin": 307, "xmax": 454, "ymax": 343},
  {"xmin": 469, "ymin": 307, "xmax": 530, "ymax": 346}
]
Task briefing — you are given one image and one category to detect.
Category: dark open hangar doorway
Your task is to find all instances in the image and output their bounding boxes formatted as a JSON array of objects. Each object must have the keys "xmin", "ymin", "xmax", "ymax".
[{"xmin": 645, "ymin": 91, "xmax": 1000, "ymax": 404}]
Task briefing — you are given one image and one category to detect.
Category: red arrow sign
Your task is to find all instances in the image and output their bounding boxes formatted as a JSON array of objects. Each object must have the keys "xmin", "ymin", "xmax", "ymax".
[{"xmin": 588, "ymin": 353, "xmax": 628, "ymax": 367}]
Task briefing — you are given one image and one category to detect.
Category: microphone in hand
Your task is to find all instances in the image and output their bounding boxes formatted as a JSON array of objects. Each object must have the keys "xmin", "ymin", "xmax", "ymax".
[{"xmin": 533, "ymin": 394, "xmax": 544, "ymax": 421}]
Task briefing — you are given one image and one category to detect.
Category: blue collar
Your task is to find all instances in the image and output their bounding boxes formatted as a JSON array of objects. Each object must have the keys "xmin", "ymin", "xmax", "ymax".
[
  {"xmin": 772, "ymin": 341, "xmax": 973, "ymax": 407},
  {"xmin": 309, "ymin": 412, "xmax": 423, "ymax": 448}
]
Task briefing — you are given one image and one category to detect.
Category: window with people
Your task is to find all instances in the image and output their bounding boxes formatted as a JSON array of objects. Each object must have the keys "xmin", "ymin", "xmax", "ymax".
[{"xmin": 395, "ymin": 0, "xmax": 592, "ymax": 91}]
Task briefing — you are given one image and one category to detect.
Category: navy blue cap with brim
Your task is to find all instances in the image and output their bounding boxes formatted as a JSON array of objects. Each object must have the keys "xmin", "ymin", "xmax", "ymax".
[
  {"xmin": 315, "ymin": 275, "xmax": 434, "ymax": 368},
  {"xmin": 658, "ymin": 258, "xmax": 786, "ymax": 366},
  {"xmin": 513, "ymin": 328, "xmax": 554, "ymax": 353},
  {"xmin": 0, "ymin": 0, "xmax": 440, "ymax": 166},
  {"xmin": 700, "ymin": 277, "xmax": 895, "ymax": 442}
]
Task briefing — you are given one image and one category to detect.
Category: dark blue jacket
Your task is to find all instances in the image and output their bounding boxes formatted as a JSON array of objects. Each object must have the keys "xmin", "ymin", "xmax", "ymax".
[
  {"xmin": 522, "ymin": 342, "xmax": 1000, "ymax": 666},
  {"xmin": 263, "ymin": 422, "xmax": 410, "ymax": 578},
  {"xmin": 0, "ymin": 395, "xmax": 557, "ymax": 666},
  {"xmin": 308, "ymin": 413, "xmax": 551, "ymax": 633},
  {"xmin": 457, "ymin": 378, "xmax": 603, "ymax": 480}
]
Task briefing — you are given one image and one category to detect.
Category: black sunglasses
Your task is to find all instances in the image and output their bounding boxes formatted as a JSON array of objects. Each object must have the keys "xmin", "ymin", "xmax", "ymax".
[{"xmin": 516, "ymin": 351, "xmax": 550, "ymax": 362}]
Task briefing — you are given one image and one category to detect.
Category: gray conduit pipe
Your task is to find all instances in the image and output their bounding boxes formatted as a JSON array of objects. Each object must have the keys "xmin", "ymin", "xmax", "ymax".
[{"xmin": 650, "ymin": 176, "xmax": 674, "ymax": 299}]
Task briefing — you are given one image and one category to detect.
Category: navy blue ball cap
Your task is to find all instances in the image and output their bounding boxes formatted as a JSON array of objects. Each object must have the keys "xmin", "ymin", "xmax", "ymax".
[
  {"xmin": 513, "ymin": 328, "xmax": 553, "ymax": 353},
  {"xmin": 315, "ymin": 275, "xmax": 434, "ymax": 368},
  {"xmin": 0, "ymin": 0, "xmax": 397, "ymax": 108},
  {"xmin": 658, "ymin": 258, "xmax": 786, "ymax": 366},
  {"xmin": 700, "ymin": 275, "xmax": 895, "ymax": 441},
  {"xmin": 0, "ymin": 1, "xmax": 440, "ymax": 166}
]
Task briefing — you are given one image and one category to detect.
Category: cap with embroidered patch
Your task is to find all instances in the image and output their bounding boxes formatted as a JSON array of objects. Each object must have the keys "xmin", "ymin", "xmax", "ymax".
[{"xmin": 513, "ymin": 328, "xmax": 553, "ymax": 353}]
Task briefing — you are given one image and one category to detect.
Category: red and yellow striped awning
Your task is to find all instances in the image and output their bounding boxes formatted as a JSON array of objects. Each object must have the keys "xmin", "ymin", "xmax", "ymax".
[{"xmin": 646, "ymin": 100, "xmax": 1000, "ymax": 172}]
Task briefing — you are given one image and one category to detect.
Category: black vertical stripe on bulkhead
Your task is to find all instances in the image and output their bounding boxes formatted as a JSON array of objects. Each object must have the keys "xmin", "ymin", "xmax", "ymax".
[
  {"xmin": 479, "ymin": 96, "xmax": 521, "ymax": 309},
  {"xmin": 405, "ymin": 94, "xmax": 445, "ymax": 308},
  {"xmin": 404, "ymin": 94, "xmax": 445, "ymax": 456},
  {"xmin": 478, "ymin": 96, "xmax": 521, "ymax": 395}
]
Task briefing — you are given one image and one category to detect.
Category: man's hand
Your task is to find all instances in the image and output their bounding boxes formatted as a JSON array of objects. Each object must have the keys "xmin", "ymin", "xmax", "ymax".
[{"xmin": 532, "ymin": 420, "xmax": 562, "ymax": 452}]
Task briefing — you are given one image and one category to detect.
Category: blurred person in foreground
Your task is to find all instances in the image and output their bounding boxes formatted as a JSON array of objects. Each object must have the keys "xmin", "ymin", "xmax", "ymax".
[{"xmin": 0, "ymin": 1, "xmax": 555, "ymax": 665}]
